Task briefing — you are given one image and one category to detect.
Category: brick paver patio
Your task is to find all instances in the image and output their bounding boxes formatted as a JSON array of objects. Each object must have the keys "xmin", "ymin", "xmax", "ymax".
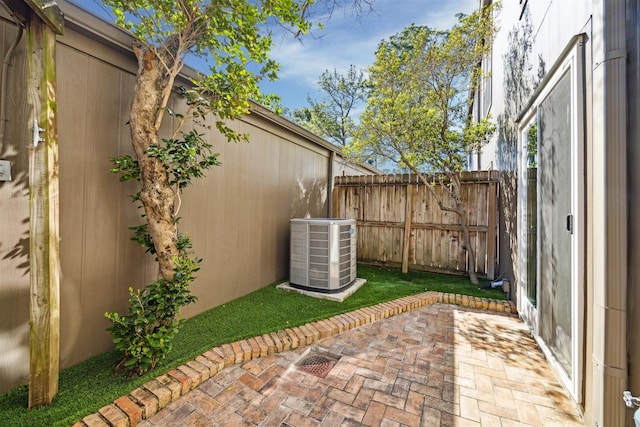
[{"xmin": 129, "ymin": 301, "xmax": 584, "ymax": 426}]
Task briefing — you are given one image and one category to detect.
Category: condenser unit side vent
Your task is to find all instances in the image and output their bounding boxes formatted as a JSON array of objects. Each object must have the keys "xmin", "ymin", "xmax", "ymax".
[{"xmin": 290, "ymin": 218, "xmax": 356, "ymax": 293}]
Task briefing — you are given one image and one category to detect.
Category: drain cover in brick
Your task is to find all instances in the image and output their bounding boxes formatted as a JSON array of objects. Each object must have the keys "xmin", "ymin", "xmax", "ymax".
[{"xmin": 296, "ymin": 354, "xmax": 338, "ymax": 378}]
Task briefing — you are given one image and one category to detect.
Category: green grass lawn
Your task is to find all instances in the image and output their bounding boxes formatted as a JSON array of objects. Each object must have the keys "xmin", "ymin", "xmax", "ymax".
[{"xmin": 0, "ymin": 265, "xmax": 504, "ymax": 426}]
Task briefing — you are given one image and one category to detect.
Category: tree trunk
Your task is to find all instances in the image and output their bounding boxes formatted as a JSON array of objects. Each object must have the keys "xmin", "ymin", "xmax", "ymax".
[
  {"xmin": 450, "ymin": 175, "xmax": 479, "ymax": 285},
  {"xmin": 459, "ymin": 215, "xmax": 479, "ymax": 285},
  {"xmin": 416, "ymin": 172, "xmax": 479, "ymax": 284},
  {"xmin": 130, "ymin": 44, "xmax": 178, "ymax": 281}
]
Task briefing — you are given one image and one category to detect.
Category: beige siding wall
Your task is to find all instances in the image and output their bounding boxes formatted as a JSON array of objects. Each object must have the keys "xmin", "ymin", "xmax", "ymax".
[
  {"xmin": 628, "ymin": 0, "xmax": 640, "ymax": 405},
  {"xmin": 55, "ymin": 39, "xmax": 151, "ymax": 369},
  {"xmin": 0, "ymin": 16, "xmax": 30, "ymax": 395},
  {"xmin": 0, "ymin": 10, "xmax": 373, "ymax": 393}
]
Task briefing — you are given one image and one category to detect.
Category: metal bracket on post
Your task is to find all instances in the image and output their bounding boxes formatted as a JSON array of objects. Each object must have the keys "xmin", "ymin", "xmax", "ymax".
[
  {"xmin": 625, "ymin": 391, "xmax": 640, "ymax": 427},
  {"xmin": 624, "ymin": 391, "xmax": 640, "ymax": 408},
  {"xmin": 32, "ymin": 119, "xmax": 44, "ymax": 148}
]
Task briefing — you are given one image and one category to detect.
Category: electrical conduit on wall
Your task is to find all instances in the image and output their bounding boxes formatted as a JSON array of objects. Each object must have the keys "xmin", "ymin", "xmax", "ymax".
[{"xmin": 0, "ymin": 4, "xmax": 24, "ymax": 153}]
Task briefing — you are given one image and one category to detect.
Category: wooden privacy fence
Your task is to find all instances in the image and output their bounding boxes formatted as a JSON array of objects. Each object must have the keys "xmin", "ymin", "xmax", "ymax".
[{"xmin": 332, "ymin": 171, "xmax": 499, "ymax": 279}]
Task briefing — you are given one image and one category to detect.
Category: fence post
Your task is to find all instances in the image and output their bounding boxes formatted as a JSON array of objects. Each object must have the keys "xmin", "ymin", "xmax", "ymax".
[
  {"xmin": 486, "ymin": 174, "xmax": 498, "ymax": 280},
  {"xmin": 401, "ymin": 183, "xmax": 413, "ymax": 273},
  {"xmin": 26, "ymin": 4, "xmax": 63, "ymax": 407},
  {"xmin": 332, "ymin": 182, "xmax": 340, "ymax": 218}
]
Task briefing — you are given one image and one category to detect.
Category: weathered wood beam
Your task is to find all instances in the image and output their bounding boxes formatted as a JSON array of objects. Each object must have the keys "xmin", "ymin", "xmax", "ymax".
[
  {"xmin": 401, "ymin": 184, "xmax": 413, "ymax": 273},
  {"xmin": 1, "ymin": 0, "xmax": 64, "ymax": 33},
  {"xmin": 26, "ymin": 8, "xmax": 60, "ymax": 407},
  {"xmin": 356, "ymin": 220, "xmax": 489, "ymax": 233},
  {"xmin": 24, "ymin": 0, "xmax": 64, "ymax": 34}
]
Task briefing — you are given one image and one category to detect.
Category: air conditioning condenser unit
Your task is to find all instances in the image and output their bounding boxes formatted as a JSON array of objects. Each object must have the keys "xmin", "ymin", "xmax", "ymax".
[{"xmin": 289, "ymin": 218, "xmax": 357, "ymax": 293}]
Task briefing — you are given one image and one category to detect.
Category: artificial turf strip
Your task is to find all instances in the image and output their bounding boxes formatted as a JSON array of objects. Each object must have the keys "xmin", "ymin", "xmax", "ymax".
[{"xmin": 0, "ymin": 265, "xmax": 504, "ymax": 426}]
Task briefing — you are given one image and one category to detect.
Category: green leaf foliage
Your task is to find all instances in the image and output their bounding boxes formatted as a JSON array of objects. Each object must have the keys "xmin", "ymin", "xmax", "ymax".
[
  {"xmin": 105, "ymin": 256, "xmax": 199, "ymax": 376},
  {"xmin": 291, "ymin": 65, "xmax": 369, "ymax": 147},
  {"xmin": 344, "ymin": 4, "xmax": 499, "ymax": 285},
  {"xmin": 346, "ymin": 5, "xmax": 499, "ymax": 174},
  {"xmin": 108, "ymin": 155, "xmax": 139, "ymax": 182},
  {"xmin": 103, "ymin": 0, "xmax": 313, "ymax": 133},
  {"xmin": 147, "ymin": 129, "xmax": 221, "ymax": 189},
  {"xmin": 100, "ymin": 0, "xmax": 366, "ymax": 379}
]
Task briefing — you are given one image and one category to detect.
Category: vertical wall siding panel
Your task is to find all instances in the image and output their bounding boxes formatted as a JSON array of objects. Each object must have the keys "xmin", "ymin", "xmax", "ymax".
[
  {"xmin": 222, "ymin": 131, "xmax": 242, "ymax": 302},
  {"xmin": 81, "ymin": 61, "xmax": 123, "ymax": 313},
  {"xmin": 261, "ymin": 136, "xmax": 278, "ymax": 282},
  {"xmin": 0, "ymin": 20, "xmax": 30, "ymax": 393},
  {"xmin": 192, "ymin": 125, "xmax": 229, "ymax": 312},
  {"xmin": 262, "ymin": 133, "xmax": 280, "ymax": 284},
  {"xmin": 236, "ymin": 126, "xmax": 256, "ymax": 298},
  {"xmin": 57, "ymin": 46, "xmax": 149, "ymax": 363},
  {"xmin": 247, "ymin": 129, "xmax": 264, "ymax": 293},
  {"xmin": 244, "ymin": 122, "xmax": 265, "ymax": 294},
  {"xmin": 83, "ymin": 61, "xmax": 127, "ymax": 356},
  {"xmin": 236, "ymin": 138, "xmax": 253, "ymax": 299},
  {"xmin": 57, "ymin": 45, "xmax": 89, "ymax": 366}
]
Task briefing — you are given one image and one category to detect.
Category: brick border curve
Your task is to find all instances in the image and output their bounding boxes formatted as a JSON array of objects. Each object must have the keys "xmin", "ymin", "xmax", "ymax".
[{"xmin": 72, "ymin": 292, "xmax": 516, "ymax": 427}]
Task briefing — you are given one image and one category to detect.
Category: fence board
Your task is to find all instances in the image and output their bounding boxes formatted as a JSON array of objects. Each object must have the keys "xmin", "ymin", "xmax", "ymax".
[
  {"xmin": 334, "ymin": 171, "xmax": 499, "ymax": 278},
  {"xmin": 401, "ymin": 185, "xmax": 413, "ymax": 273}
]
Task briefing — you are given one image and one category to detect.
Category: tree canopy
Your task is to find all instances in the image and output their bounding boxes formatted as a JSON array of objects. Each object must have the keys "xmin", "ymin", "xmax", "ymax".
[
  {"xmin": 104, "ymin": 0, "xmax": 316, "ymax": 142},
  {"xmin": 291, "ymin": 65, "xmax": 369, "ymax": 146},
  {"xmin": 347, "ymin": 12, "xmax": 496, "ymax": 172},
  {"xmin": 345, "ymin": 5, "xmax": 497, "ymax": 283}
]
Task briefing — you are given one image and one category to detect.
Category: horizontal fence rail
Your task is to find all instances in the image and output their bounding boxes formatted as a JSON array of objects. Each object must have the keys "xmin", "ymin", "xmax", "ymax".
[{"xmin": 332, "ymin": 171, "xmax": 499, "ymax": 279}]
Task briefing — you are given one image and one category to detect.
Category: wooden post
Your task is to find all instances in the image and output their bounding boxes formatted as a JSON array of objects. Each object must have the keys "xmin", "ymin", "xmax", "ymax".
[
  {"xmin": 26, "ymin": 5, "xmax": 62, "ymax": 407},
  {"xmin": 401, "ymin": 184, "xmax": 413, "ymax": 273},
  {"xmin": 486, "ymin": 176, "xmax": 498, "ymax": 280},
  {"xmin": 332, "ymin": 184, "xmax": 340, "ymax": 218}
]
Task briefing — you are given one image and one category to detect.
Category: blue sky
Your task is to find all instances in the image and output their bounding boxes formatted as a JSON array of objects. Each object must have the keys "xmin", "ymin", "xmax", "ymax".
[
  {"xmin": 74, "ymin": 0, "xmax": 478, "ymax": 112},
  {"xmin": 262, "ymin": 0, "xmax": 479, "ymax": 111}
]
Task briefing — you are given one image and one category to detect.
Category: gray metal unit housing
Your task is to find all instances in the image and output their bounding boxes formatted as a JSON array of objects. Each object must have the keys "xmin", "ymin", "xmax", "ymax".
[{"xmin": 290, "ymin": 218, "xmax": 357, "ymax": 292}]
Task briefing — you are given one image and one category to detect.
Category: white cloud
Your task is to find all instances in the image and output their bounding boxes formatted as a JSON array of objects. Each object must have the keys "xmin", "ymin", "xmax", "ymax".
[{"xmin": 267, "ymin": 0, "xmax": 479, "ymax": 110}]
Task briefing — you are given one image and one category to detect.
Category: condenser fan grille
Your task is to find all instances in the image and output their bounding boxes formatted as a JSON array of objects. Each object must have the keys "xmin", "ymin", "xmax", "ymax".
[{"xmin": 289, "ymin": 219, "xmax": 356, "ymax": 292}]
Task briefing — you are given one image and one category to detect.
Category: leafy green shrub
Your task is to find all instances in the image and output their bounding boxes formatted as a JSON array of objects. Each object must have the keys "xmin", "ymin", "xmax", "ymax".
[
  {"xmin": 106, "ymin": 128, "xmax": 219, "ymax": 376},
  {"xmin": 105, "ymin": 257, "xmax": 199, "ymax": 376}
]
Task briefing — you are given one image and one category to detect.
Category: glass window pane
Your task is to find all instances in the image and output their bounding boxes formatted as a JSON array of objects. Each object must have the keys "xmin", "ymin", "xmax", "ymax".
[
  {"xmin": 538, "ymin": 70, "xmax": 572, "ymax": 378},
  {"xmin": 525, "ymin": 121, "xmax": 538, "ymax": 306}
]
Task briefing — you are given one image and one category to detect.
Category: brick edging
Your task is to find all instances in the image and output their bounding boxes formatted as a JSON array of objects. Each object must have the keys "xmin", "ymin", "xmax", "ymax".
[{"xmin": 72, "ymin": 292, "xmax": 516, "ymax": 427}]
